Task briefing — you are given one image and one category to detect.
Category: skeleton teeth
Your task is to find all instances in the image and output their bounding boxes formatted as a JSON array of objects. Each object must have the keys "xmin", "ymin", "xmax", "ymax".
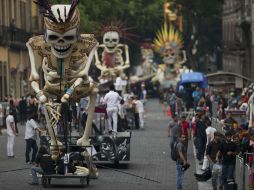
[{"xmin": 54, "ymin": 44, "xmax": 71, "ymax": 51}]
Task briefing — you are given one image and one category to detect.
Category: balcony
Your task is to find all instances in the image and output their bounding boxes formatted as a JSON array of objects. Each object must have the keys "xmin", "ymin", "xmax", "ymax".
[
  {"xmin": 0, "ymin": 25, "xmax": 34, "ymax": 49},
  {"xmin": 31, "ymin": 16, "xmax": 43, "ymax": 34},
  {"xmin": 239, "ymin": 0, "xmax": 251, "ymax": 28}
]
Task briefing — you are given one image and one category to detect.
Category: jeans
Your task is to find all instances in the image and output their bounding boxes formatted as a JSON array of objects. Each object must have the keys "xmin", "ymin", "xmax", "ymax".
[
  {"xmin": 31, "ymin": 166, "xmax": 43, "ymax": 183},
  {"xmin": 176, "ymin": 164, "xmax": 184, "ymax": 190},
  {"xmin": 25, "ymin": 139, "xmax": 38, "ymax": 162},
  {"xmin": 211, "ymin": 163, "xmax": 223, "ymax": 188},
  {"xmin": 221, "ymin": 164, "xmax": 235, "ymax": 184},
  {"xmin": 170, "ymin": 136, "xmax": 178, "ymax": 148}
]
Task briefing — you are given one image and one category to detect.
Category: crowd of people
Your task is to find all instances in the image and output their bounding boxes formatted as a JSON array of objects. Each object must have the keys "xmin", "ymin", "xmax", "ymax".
[
  {"xmin": 2, "ymin": 81, "xmax": 254, "ymax": 188},
  {"xmin": 165, "ymin": 84, "xmax": 254, "ymax": 190}
]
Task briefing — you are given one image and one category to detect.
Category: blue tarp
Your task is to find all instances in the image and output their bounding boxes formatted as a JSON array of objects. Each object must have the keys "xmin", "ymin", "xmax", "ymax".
[{"xmin": 178, "ymin": 72, "xmax": 208, "ymax": 88}]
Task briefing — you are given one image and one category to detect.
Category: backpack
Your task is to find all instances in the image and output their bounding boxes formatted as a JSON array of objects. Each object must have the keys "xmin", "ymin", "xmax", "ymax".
[{"xmin": 171, "ymin": 141, "xmax": 179, "ymax": 161}]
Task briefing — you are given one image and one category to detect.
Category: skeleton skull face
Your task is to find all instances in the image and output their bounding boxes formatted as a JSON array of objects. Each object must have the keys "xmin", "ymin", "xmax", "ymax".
[
  {"xmin": 45, "ymin": 28, "xmax": 78, "ymax": 59},
  {"xmin": 103, "ymin": 31, "xmax": 119, "ymax": 52},
  {"xmin": 163, "ymin": 45, "xmax": 178, "ymax": 65}
]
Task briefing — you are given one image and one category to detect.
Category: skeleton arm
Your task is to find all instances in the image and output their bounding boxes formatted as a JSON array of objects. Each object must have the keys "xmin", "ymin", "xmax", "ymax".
[
  {"xmin": 26, "ymin": 42, "xmax": 47, "ymax": 103},
  {"xmin": 178, "ymin": 50, "xmax": 187, "ymax": 65},
  {"xmin": 115, "ymin": 44, "xmax": 130, "ymax": 70},
  {"xmin": 94, "ymin": 44, "xmax": 106, "ymax": 71},
  {"xmin": 61, "ymin": 43, "xmax": 99, "ymax": 102},
  {"xmin": 124, "ymin": 44, "xmax": 130, "ymax": 68}
]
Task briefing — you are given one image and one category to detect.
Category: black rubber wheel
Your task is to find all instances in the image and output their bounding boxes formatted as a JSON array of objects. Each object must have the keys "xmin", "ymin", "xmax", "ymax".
[
  {"xmin": 42, "ymin": 177, "xmax": 47, "ymax": 188},
  {"xmin": 80, "ymin": 178, "xmax": 85, "ymax": 188},
  {"xmin": 86, "ymin": 176, "xmax": 90, "ymax": 186},
  {"xmin": 114, "ymin": 160, "xmax": 119, "ymax": 166}
]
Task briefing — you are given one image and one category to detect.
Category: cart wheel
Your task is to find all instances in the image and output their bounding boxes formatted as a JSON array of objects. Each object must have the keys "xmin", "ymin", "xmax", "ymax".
[
  {"xmin": 86, "ymin": 176, "xmax": 90, "ymax": 186},
  {"xmin": 48, "ymin": 178, "xmax": 51, "ymax": 185},
  {"xmin": 114, "ymin": 160, "xmax": 119, "ymax": 166},
  {"xmin": 42, "ymin": 177, "xmax": 47, "ymax": 188},
  {"xmin": 80, "ymin": 178, "xmax": 85, "ymax": 188}
]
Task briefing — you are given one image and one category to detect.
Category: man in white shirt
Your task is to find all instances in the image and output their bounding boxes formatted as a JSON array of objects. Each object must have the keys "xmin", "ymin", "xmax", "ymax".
[
  {"xmin": 6, "ymin": 110, "xmax": 17, "ymax": 158},
  {"xmin": 25, "ymin": 113, "xmax": 45, "ymax": 163},
  {"xmin": 202, "ymin": 119, "xmax": 217, "ymax": 170},
  {"xmin": 134, "ymin": 98, "xmax": 145, "ymax": 129},
  {"xmin": 114, "ymin": 74, "xmax": 123, "ymax": 95},
  {"xmin": 103, "ymin": 85, "xmax": 122, "ymax": 134}
]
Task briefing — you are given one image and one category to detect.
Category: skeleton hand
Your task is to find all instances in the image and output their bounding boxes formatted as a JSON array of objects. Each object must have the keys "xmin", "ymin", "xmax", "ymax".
[
  {"xmin": 36, "ymin": 91, "xmax": 47, "ymax": 103},
  {"xmin": 61, "ymin": 93, "xmax": 70, "ymax": 103},
  {"xmin": 61, "ymin": 87, "xmax": 74, "ymax": 103},
  {"xmin": 95, "ymin": 61, "xmax": 101, "ymax": 66}
]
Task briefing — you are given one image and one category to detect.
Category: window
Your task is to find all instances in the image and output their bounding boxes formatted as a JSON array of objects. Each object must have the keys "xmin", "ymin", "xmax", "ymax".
[
  {"xmin": 20, "ymin": 1, "xmax": 26, "ymax": 30},
  {"xmin": 0, "ymin": 61, "xmax": 8, "ymax": 101}
]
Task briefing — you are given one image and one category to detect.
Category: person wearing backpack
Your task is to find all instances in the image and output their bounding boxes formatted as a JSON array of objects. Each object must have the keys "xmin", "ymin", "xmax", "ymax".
[
  {"xmin": 175, "ymin": 134, "xmax": 190, "ymax": 190},
  {"xmin": 168, "ymin": 115, "xmax": 180, "ymax": 148}
]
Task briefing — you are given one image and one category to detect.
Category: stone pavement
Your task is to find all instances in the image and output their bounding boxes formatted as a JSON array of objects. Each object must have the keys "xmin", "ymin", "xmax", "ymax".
[{"xmin": 0, "ymin": 99, "xmax": 201, "ymax": 190}]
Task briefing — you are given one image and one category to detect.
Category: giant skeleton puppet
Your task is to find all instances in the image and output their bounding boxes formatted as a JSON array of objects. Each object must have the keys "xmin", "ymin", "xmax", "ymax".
[
  {"xmin": 152, "ymin": 24, "xmax": 186, "ymax": 88},
  {"xmin": 94, "ymin": 23, "xmax": 130, "ymax": 82},
  {"xmin": 27, "ymin": 0, "xmax": 98, "ymax": 176}
]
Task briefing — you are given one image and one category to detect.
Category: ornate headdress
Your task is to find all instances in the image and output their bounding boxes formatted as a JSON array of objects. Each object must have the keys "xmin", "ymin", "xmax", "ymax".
[
  {"xmin": 34, "ymin": 0, "xmax": 80, "ymax": 34},
  {"xmin": 154, "ymin": 24, "xmax": 183, "ymax": 54},
  {"xmin": 98, "ymin": 21, "xmax": 137, "ymax": 42}
]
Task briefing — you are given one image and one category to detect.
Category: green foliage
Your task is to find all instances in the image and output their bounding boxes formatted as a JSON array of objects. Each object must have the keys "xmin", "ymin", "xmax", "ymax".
[{"xmin": 44, "ymin": 0, "xmax": 223, "ymax": 67}]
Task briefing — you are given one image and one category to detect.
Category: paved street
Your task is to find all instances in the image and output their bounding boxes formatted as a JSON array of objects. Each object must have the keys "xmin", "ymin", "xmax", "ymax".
[{"xmin": 0, "ymin": 99, "xmax": 200, "ymax": 190}]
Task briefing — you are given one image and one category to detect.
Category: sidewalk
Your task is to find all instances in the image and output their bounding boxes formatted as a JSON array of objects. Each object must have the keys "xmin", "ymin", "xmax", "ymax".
[{"xmin": 193, "ymin": 143, "xmax": 213, "ymax": 190}]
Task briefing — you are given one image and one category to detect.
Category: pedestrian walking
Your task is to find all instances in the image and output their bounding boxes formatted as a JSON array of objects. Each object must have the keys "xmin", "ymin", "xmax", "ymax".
[
  {"xmin": 25, "ymin": 113, "xmax": 45, "ymax": 164},
  {"xmin": 6, "ymin": 109, "xmax": 17, "ymax": 158},
  {"xmin": 202, "ymin": 119, "xmax": 217, "ymax": 170},
  {"xmin": 180, "ymin": 115, "xmax": 190, "ymax": 151},
  {"xmin": 206, "ymin": 132, "xmax": 223, "ymax": 190},
  {"xmin": 131, "ymin": 96, "xmax": 145, "ymax": 129},
  {"xmin": 19, "ymin": 96, "xmax": 27, "ymax": 125},
  {"xmin": 9, "ymin": 100, "xmax": 18, "ymax": 134},
  {"xmin": 217, "ymin": 131, "xmax": 238, "ymax": 186},
  {"xmin": 103, "ymin": 84, "xmax": 122, "ymax": 135},
  {"xmin": 176, "ymin": 134, "xmax": 190, "ymax": 190},
  {"xmin": 168, "ymin": 115, "xmax": 181, "ymax": 148}
]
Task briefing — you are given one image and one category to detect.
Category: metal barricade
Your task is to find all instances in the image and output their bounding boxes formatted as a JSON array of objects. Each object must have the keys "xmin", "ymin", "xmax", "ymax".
[
  {"xmin": 211, "ymin": 117, "xmax": 224, "ymax": 134},
  {"xmin": 244, "ymin": 153, "xmax": 254, "ymax": 190},
  {"xmin": 236, "ymin": 156, "xmax": 244, "ymax": 189}
]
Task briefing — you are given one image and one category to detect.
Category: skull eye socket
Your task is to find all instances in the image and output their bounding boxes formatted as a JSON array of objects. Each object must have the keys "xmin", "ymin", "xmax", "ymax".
[
  {"xmin": 105, "ymin": 38, "xmax": 110, "ymax": 42},
  {"xmin": 63, "ymin": 36, "xmax": 75, "ymax": 41},
  {"xmin": 48, "ymin": 35, "xmax": 59, "ymax": 41},
  {"xmin": 112, "ymin": 39, "xmax": 118, "ymax": 42}
]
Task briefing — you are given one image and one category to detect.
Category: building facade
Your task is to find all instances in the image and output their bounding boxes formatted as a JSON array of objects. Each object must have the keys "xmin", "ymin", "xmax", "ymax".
[
  {"xmin": 222, "ymin": 0, "xmax": 253, "ymax": 80},
  {"xmin": 0, "ymin": 0, "xmax": 42, "ymax": 101}
]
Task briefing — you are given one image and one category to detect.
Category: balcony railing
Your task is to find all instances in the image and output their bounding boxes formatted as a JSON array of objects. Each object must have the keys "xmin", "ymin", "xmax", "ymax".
[
  {"xmin": 0, "ymin": 25, "xmax": 35, "ymax": 48},
  {"xmin": 240, "ymin": 0, "xmax": 251, "ymax": 24}
]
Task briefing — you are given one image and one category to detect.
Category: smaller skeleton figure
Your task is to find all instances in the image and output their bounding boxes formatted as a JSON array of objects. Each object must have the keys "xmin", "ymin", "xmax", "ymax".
[
  {"xmin": 94, "ymin": 23, "xmax": 131, "ymax": 82},
  {"xmin": 152, "ymin": 24, "xmax": 186, "ymax": 88},
  {"xmin": 130, "ymin": 42, "xmax": 156, "ymax": 83}
]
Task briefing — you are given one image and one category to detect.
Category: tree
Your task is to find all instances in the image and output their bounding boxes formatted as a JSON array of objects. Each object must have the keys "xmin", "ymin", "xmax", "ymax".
[{"xmin": 45, "ymin": 0, "xmax": 223, "ymax": 69}]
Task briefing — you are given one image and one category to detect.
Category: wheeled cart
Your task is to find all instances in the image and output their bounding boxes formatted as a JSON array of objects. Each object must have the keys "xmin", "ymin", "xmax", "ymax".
[{"xmin": 41, "ymin": 173, "xmax": 90, "ymax": 188}]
